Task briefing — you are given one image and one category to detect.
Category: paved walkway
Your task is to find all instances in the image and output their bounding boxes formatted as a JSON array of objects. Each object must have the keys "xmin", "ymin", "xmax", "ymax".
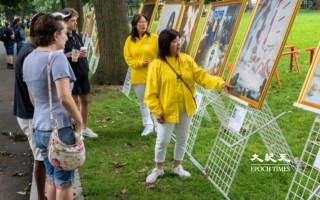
[{"xmin": 0, "ymin": 44, "xmax": 84, "ymax": 200}]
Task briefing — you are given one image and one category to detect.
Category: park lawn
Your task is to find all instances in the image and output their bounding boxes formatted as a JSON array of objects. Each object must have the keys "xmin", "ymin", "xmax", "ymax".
[{"xmin": 81, "ymin": 10, "xmax": 320, "ymax": 199}]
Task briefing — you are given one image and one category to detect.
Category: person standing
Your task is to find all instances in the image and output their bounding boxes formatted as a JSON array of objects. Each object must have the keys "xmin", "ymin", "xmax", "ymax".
[
  {"xmin": 61, "ymin": 8, "xmax": 98, "ymax": 138},
  {"xmin": 15, "ymin": 23, "xmax": 26, "ymax": 55},
  {"xmin": 3, "ymin": 20, "xmax": 15, "ymax": 69},
  {"xmin": 23, "ymin": 13, "xmax": 84, "ymax": 200},
  {"xmin": 13, "ymin": 13, "xmax": 46, "ymax": 200},
  {"xmin": 123, "ymin": 14, "xmax": 158, "ymax": 136},
  {"xmin": 24, "ymin": 19, "xmax": 30, "ymax": 42},
  {"xmin": 144, "ymin": 29, "xmax": 234, "ymax": 183}
]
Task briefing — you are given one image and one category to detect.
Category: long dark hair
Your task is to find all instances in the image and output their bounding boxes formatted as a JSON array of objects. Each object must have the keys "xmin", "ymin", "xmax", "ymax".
[
  {"xmin": 158, "ymin": 29, "xmax": 180, "ymax": 61},
  {"xmin": 130, "ymin": 14, "xmax": 150, "ymax": 42},
  {"xmin": 166, "ymin": 12, "xmax": 175, "ymax": 29}
]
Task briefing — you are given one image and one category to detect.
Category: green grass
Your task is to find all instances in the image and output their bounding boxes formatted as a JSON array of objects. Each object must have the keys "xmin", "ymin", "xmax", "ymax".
[{"xmin": 81, "ymin": 10, "xmax": 320, "ymax": 199}]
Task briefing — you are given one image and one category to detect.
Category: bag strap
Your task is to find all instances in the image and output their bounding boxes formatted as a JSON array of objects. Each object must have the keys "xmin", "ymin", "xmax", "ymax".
[
  {"xmin": 46, "ymin": 52, "xmax": 56, "ymax": 128},
  {"xmin": 46, "ymin": 52, "xmax": 84, "ymax": 141},
  {"xmin": 164, "ymin": 59, "xmax": 197, "ymax": 106},
  {"xmin": 164, "ymin": 59, "xmax": 193, "ymax": 95}
]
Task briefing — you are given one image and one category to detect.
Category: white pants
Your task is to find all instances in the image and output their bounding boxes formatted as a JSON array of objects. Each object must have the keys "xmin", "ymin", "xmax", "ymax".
[
  {"xmin": 133, "ymin": 84, "xmax": 154, "ymax": 129},
  {"xmin": 17, "ymin": 117, "xmax": 43, "ymax": 161},
  {"xmin": 155, "ymin": 111, "xmax": 192, "ymax": 162}
]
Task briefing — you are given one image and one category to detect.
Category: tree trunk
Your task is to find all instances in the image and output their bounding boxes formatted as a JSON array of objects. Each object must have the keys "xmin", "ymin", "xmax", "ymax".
[
  {"xmin": 66, "ymin": 0, "xmax": 75, "ymax": 9},
  {"xmin": 60, "ymin": 0, "xmax": 66, "ymax": 9},
  {"xmin": 74, "ymin": 0, "xmax": 84, "ymax": 37},
  {"xmin": 311, "ymin": 0, "xmax": 320, "ymax": 10},
  {"xmin": 5, "ymin": 7, "xmax": 13, "ymax": 24},
  {"xmin": 52, "ymin": 0, "xmax": 57, "ymax": 12},
  {"xmin": 20, "ymin": 7, "xmax": 24, "ymax": 20},
  {"xmin": 91, "ymin": 0, "xmax": 130, "ymax": 85}
]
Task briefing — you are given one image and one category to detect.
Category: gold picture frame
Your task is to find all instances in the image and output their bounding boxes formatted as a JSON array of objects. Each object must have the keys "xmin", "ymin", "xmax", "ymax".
[
  {"xmin": 155, "ymin": 1, "xmax": 184, "ymax": 35},
  {"xmin": 193, "ymin": 0, "xmax": 246, "ymax": 76},
  {"xmin": 175, "ymin": 1, "xmax": 204, "ymax": 54},
  {"xmin": 297, "ymin": 42, "xmax": 320, "ymax": 110},
  {"xmin": 86, "ymin": 11, "xmax": 95, "ymax": 38},
  {"xmin": 81, "ymin": 4, "xmax": 89, "ymax": 35},
  {"xmin": 138, "ymin": 0, "xmax": 159, "ymax": 32},
  {"xmin": 226, "ymin": 0, "xmax": 302, "ymax": 109}
]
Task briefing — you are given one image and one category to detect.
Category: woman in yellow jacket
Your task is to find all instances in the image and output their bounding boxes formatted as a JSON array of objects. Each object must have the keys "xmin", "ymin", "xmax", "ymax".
[
  {"xmin": 24, "ymin": 19, "xmax": 30, "ymax": 42},
  {"xmin": 124, "ymin": 14, "xmax": 158, "ymax": 136},
  {"xmin": 144, "ymin": 29, "xmax": 234, "ymax": 183}
]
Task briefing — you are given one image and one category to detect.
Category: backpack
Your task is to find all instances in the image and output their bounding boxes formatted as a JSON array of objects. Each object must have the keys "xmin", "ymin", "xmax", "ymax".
[
  {"xmin": 14, "ymin": 28, "xmax": 22, "ymax": 42},
  {"xmin": 0, "ymin": 27, "xmax": 8, "ymax": 42}
]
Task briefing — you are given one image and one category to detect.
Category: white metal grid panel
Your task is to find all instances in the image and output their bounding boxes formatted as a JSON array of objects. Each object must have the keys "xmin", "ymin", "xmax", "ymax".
[
  {"xmin": 255, "ymin": 102, "xmax": 295, "ymax": 167},
  {"xmin": 204, "ymin": 100, "xmax": 256, "ymax": 198},
  {"xmin": 121, "ymin": 68, "xmax": 132, "ymax": 100},
  {"xmin": 186, "ymin": 108, "xmax": 206, "ymax": 154},
  {"xmin": 286, "ymin": 115, "xmax": 320, "ymax": 200},
  {"xmin": 89, "ymin": 56, "xmax": 99, "ymax": 74},
  {"xmin": 185, "ymin": 85, "xmax": 224, "ymax": 154},
  {"xmin": 210, "ymin": 90, "xmax": 229, "ymax": 123}
]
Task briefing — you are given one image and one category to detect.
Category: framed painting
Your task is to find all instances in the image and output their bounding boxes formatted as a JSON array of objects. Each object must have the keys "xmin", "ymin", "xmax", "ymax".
[
  {"xmin": 193, "ymin": 0, "xmax": 245, "ymax": 76},
  {"xmin": 155, "ymin": 1, "xmax": 183, "ymax": 35},
  {"xmin": 226, "ymin": 0, "xmax": 302, "ymax": 109},
  {"xmin": 94, "ymin": 36, "xmax": 100, "ymax": 57},
  {"xmin": 176, "ymin": 1, "xmax": 203, "ymax": 54},
  {"xmin": 81, "ymin": 4, "xmax": 89, "ymax": 35},
  {"xmin": 86, "ymin": 11, "xmax": 95, "ymax": 38},
  {"xmin": 297, "ymin": 42, "xmax": 320, "ymax": 110},
  {"xmin": 139, "ymin": 0, "xmax": 159, "ymax": 32}
]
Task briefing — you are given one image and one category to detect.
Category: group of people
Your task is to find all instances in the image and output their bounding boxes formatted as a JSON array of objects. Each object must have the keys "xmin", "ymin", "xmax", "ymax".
[
  {"xmin": 12, "ymin": 8, "xmax": 97, "ymax": 200},
  {"xmin": 2, "ymin": 17, "xmax": 30, "ymax": 69},
  {"xmin": 124, "ymin": 13, "xmax": 234, "ymax": 184},
  {"xmin": 9, "ymin": 9, "xmax": 234, "ymax": 199}
]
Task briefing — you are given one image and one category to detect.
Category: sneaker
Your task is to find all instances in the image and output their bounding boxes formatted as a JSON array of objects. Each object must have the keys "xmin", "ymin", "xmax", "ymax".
[
  {"xmin": 82, "ymin": 127, "xmax": 98, "ymax": 138},
  {"xmin": 141, "ymin": 127, "xmax": 153, "ymax": 136},
  {"xmin": 171, "ymin": 165, "xmax": 191, "ymax": 177},
  {"xmin": 146, "ymin": 168, "xmax": 164, "ymax": 183}
]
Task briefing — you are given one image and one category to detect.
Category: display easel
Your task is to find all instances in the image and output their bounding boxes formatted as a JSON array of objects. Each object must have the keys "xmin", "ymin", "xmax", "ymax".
[
  {"xmin": 121, "ymin": 68, "xmax": 132, "ymax": 100},
  {"xmin": 183, "ymin": 85, "xmax": 223, "ymax": 154},
  {"xmin": 184, "ymin": 92, "xmax": 295, "ymax": 200},
  {"xmin": 81, "ymin": 6, "xmax": 99, "ymax": 74},
  {"xmin": 286, "ymin": 103, "xmax": 320, "ymax": 200}
]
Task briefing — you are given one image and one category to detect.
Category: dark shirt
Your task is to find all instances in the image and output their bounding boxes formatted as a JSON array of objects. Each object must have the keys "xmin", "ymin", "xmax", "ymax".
[
  {"xmin": 64, "ymin": 31, "xmax": 89, "ymax": 81},
  {"xmin": 13, "ymin": 43, "xmax": 36, "ymax": 119},
  {"xmin": 4, "ymin": 27, "xmax": 14, "ymax": 46}
]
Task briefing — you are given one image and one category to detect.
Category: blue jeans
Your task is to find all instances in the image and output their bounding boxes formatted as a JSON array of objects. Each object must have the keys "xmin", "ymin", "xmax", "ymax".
[
  {"xmin": 4, "ymin": 44, "xmax": 14, "ymax": 55},
  {"xmin": 35, "ymin": 126, "xmax": 75, "ymax": 186}
]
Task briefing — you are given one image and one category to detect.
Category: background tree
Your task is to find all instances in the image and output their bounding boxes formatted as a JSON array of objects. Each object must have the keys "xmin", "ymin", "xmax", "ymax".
[
  {"xmin": 90, "ymin": 0, "xmax": 130, "ymax": 85},
  {"xmin": 312, "ymin": 0, "xmax": 320, "ymax": 9},
  {"xmin": 60, "ymin": 0, "xmax": 66, "ymax": 9},
  {"xmin": 0, "ymin": 0, "xmax": 32, "ymax": 22}
]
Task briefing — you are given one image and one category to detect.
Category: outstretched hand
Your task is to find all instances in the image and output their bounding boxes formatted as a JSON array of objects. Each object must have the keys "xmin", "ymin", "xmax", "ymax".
[{"xmin": 222, "ymin": 83, "xmax": 235, "ymax": 93}]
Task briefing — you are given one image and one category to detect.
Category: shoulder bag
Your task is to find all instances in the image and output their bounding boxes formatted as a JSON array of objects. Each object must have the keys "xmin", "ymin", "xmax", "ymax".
[{"xmin": 46, "ymin": 52, "xmax": 86, "ymax": 171}]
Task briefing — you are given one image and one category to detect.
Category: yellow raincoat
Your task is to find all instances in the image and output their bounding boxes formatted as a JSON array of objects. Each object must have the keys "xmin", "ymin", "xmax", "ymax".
[
  {"xmin": 123, "ymin": 33, "xmax": 158, "ymax": 84},
  {"xmin": 144, "ymin": 53, "xmax": 225, "ymax": 123}
]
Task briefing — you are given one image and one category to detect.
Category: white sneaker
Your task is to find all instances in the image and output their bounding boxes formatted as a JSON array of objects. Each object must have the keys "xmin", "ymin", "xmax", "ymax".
[
  {"xmin": 146, "ymin": 168, "xmax": 164, "ymax": 183},
  {"xmin": 141, "ymin": 127, "xmax": 153, "ymax": 136},
  {"xmin": 82, "ymin": 127, "xmax": 98, "ymax": 138},
  {"xmin": 171, "ymin": 165, "xmax": 191, "ymax": 177}
]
